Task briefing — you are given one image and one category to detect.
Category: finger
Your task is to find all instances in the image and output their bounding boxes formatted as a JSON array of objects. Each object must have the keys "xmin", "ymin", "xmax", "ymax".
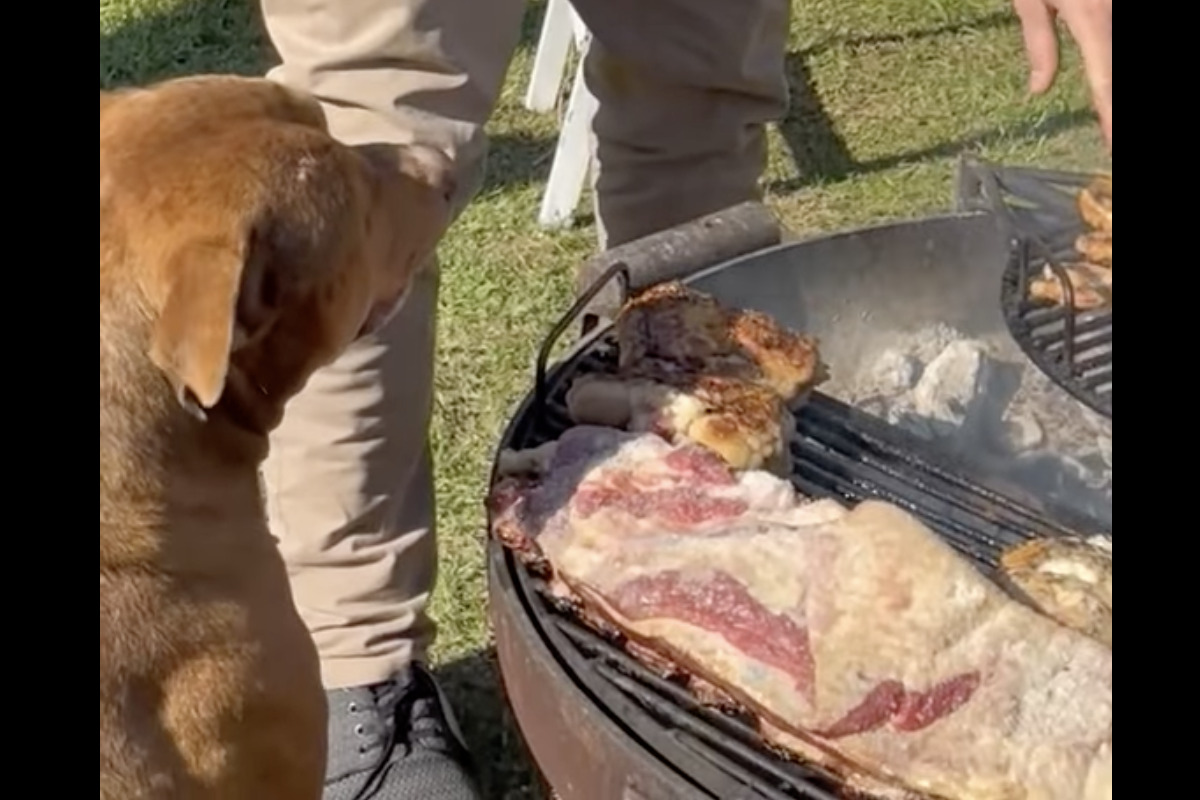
[
  {"xmin": 1060, "ymin": 7, "xmax": 1112, "ymax": 149},
  {"xmin": 1012, "ymin": 0, "xmax": 1060, "ymax": 94}
]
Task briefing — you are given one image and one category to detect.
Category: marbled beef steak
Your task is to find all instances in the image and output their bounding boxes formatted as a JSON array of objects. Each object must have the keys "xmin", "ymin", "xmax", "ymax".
[{"xmin": 489, "ymin": 425, "xmax": 1112, "ymax": 800}]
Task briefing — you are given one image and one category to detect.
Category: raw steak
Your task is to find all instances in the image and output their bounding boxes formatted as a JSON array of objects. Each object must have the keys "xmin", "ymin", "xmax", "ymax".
[{"xmin": 489, "ymin": 426, "xmax": 1112, "ymax": 800}]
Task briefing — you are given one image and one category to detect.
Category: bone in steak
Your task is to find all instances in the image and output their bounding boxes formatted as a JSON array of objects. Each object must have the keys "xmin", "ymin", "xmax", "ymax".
[
  {"xmin": 566, "ymin": 282, "xmax": 827, "ymax": 477},
  {"xmin": 490, "ymin": 425, "xmax": 1112, "ymax": 800}
]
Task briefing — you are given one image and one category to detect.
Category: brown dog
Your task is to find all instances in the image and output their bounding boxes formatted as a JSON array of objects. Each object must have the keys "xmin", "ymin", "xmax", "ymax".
[{"xmin": 100, "ymin": 75, "xmax": 453, "ymax": 799}]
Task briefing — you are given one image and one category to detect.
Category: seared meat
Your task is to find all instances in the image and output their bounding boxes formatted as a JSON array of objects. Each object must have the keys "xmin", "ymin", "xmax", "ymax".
[
  {"xmin": 998, "ymin": 535, "xmax": 1112, "ymax": 646},
  {"xmin": 490, "ymin": 426, "xmax": 1112, "ymax": 800},
  {"xmin": 1029, "ymin": 174, "xmax": 1113, "ymax": 310},
  {"xmin": 568, "ymin": 282, "xmax": 825, "ymax": 474},
  {"xmin": 1076, "ymin": 175, "xmax": 1112, "ymax": 234},
  {"xmin": 1074, "ymin": 231, "xmax": 1112, "ymax": 268},
  {"xmin": 615, "ymin": 281, "xmax": 827, "ymax": 402},
  {"xmin": 1029, "ymin": 262, "xmax": 1112, "ymax": 310},
  {"xmin": 566, "ymin": 373, "xmax": 795, "ymax": 476}
]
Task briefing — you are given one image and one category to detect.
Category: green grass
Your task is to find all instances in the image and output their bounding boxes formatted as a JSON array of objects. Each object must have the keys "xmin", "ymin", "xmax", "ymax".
[{"xmin": 100, "ymin": 1, "xmax": 1108, "ymax": 796}]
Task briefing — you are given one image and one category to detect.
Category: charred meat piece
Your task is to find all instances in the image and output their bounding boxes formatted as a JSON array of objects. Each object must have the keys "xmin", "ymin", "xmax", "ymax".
[
  {"xmin": 1074, "ymin": 231, "xmax": 1112, "ymax": 268},
  {"xmin": 574, "ymin": 282, "xmax": 825, "ymax": 473},
  {"xmin": 490, "ymin": 426, "xmax": 1112, "ymax": 800},
  {"xmin": 1029, "ymin": 262, "xmax": 1112, "ymax": 310},
  {"xmin": 566, "ymin": 373, "xmax": 795, "ymax": 476},
  {"xmin": 1076, "ymin": 175, "xmax": 1112, "ymax": 233},
  {"xmin": 615, "ymin": 281, "xmax": 827, "ymax": 403},
  {"xmin": 998, "ymin": 535, "xmax": 1112, "ymax": 647}
]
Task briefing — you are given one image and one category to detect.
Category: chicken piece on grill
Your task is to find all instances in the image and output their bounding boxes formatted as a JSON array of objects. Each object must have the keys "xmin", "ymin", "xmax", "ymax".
[
  {"xmin": 615, "ymin": 281, "xmax": 827, "ymax": 403},
  {"xmin": 566, "ymin": 373, "xmax": 796, "ymax": 477},
  {"xmin": 1074, "ymin": 230, "xmax": 1112, "ymax": 268},
  {"xmin": 1029, "ymin": 262, "xmax": 1112, "ymax": 311},
  {"xmin": 998, "ymin": 535, "xmax": 1112, "ymax": 647},
  {"xmin": 1076, "ymin": 175, "xmax": 1112, "ymax": 233}
]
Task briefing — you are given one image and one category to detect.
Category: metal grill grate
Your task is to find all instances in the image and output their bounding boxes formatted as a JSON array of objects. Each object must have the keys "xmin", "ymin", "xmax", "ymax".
[{"xmin": 958, "ymin": 159, "xmax": 1112, "ymax": 419}]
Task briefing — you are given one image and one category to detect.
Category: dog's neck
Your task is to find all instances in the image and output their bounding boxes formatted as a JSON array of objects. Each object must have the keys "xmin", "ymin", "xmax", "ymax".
[{"xmin": 100, "ymin": 308, "xmax": 284, "ymax": 571}]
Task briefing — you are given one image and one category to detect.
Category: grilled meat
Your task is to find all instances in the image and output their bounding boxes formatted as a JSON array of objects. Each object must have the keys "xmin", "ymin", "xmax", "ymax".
[
  {"xmin": 490, "ymin": 426, "xmax": 1112, "ymax": 800},
  {"xmin": 568, "ymin": 282, "xmax": 825, "ymax": 474},
  {"xmin": 615, "ymin": 281, "xmax": 827, "ymax": 402},
  {"xmin": 1028, "ymin": 175, "xmax": 1113, "ymax": 310},
  {"xmin": 1074, "ymin": 231, "xmax": 1112, "ymax": 268},
  {"xmin": 1029, "ymin": 262, "xmax": 1112, "ymax": 310},
  {"xmin": 1076, "ymin": 175, "xmax": 1112, "ymax": 234},
  {"xmin": 998, "ymin": 535, "xmax": 1112, "ymax": 646},
  {"xmin": 566, "ymin": 373, "xmax": 795, "ymax": 476}
]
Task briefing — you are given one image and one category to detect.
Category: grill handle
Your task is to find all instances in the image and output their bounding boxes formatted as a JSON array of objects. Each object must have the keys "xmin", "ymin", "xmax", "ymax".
[
  {"xmin": 534, "ymin": 261, "xmax": 631, "ymax": 415},
  {"xmin": 574, "ymin": 200, "xmax": 782, "ymax": 335}
]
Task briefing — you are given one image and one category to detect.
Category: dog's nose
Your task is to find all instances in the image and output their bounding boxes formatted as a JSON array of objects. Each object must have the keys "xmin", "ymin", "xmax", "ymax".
[
  {"xmin": 440, "ymin": 173, "xmax": 458, "ymax": 205},
  {"xmin": 400, "ymin": 143, "xmax": 457, "ymax": 205},
  {"xmin": 427, "ymin": 155, "xmax": 457, "ymax": 205}
]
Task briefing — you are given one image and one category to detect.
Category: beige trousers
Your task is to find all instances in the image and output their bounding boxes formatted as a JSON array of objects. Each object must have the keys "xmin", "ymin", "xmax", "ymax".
[{"xmin": 260, "ymin": 0, "xmax": 790, "ymax": 690}]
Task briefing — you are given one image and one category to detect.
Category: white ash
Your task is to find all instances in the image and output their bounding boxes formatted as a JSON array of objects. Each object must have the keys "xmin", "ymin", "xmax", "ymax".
[{"xmin": 846, "ymin": 323, "xmax": 1112, "ymax": 532}]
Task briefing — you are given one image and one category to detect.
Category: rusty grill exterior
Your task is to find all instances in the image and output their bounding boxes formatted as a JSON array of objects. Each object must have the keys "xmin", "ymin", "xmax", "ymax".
[{"xmin": 488, "ymin": 192, "xmax": 1112, "ymax": 799}]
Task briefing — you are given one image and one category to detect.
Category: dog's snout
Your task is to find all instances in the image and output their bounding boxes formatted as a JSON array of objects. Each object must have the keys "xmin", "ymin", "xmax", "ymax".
[
  {"xmin": 401, "ymin": 143, "xmax": 456, "ymax": 205},
  {"xmin": 439, "ymin": 172, "xmax": 457, "ymax": 205}
]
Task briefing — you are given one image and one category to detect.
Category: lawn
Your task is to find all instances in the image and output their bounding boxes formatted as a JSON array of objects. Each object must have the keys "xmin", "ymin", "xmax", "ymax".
[{"xmin": 99, "ymin": 1, "xmax": 1108, "ymax": 796}]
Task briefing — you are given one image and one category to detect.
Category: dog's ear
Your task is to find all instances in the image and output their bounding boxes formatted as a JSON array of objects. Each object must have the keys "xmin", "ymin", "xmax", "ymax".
[{"xmin": 148, "ymin": 233, "xmax": 277, "ymax": 419}]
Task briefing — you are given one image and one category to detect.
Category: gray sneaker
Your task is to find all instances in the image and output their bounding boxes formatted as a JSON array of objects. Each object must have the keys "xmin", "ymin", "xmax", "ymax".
[{"xmin": 323, "ymin": 663, "xmax": 480, "ymax": 800}]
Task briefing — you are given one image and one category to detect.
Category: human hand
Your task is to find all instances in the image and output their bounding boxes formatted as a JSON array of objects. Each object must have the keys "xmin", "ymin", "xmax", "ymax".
[{"xmin": 1011, "ymin": 0, "xmax": 1112, "ymax": 150}]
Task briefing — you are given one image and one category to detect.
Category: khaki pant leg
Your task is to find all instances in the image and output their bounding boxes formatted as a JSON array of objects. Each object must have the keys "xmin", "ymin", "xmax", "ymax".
[
  {"xmin": 258, "ymin": 0, "xmax": 525, "ymax": 690},
  {"xmin": 570, "ymin": 0, "xmax": 791, "ymax": 248}
]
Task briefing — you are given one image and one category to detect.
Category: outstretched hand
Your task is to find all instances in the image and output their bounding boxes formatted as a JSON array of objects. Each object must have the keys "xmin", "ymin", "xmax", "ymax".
[{"xmin": 1011, "ymin": 0, "xmax": 1112, "ymax": 150}]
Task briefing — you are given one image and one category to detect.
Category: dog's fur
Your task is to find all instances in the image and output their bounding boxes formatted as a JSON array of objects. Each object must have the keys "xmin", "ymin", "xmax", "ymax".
[{"xmin": 100, "ymin": 75, "xmax": 453, "ymax": 799}]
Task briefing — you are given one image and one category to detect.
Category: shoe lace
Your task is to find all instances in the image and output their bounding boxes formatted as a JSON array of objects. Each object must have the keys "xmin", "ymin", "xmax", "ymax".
[
  {"xmin": 349, "ymin": 682, "xmax": 400, "ymax": 800},
  {"xmin": 350, "ymin": 668, "xmax": 471, "ymax": 800}
]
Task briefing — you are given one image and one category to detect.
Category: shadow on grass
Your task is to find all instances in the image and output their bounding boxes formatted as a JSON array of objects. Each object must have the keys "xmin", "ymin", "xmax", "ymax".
[
  {"xmin": 771, "ymin": 7, "xmax": 1092, "ymax": 193},
  {"xmin": 798, "ymin": 9, "xmax": 1017, "ymax": 58},
  {"xmin": 481, "ymin": 132, "xmax": 557, "ymax": 193},
  {"xmin": 100, "ymin": 0, "xmax": 269, "ymax": 88},
  {"xmin": 434, "ymin": 647, "xmax": 545, "ymax": 800},
  {"xmin": 771, "ymin": 90, "xmax": 1092, "ymax": 194},
  {"xmin": 775, "ymin": 49, "xmax": 858, "ymax": 188}
]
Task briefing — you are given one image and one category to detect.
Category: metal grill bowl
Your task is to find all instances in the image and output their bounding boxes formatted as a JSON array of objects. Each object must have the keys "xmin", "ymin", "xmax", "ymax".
[{"xmin": 487, "ymin": 210, "xmax": 1112, "ymax": 799}]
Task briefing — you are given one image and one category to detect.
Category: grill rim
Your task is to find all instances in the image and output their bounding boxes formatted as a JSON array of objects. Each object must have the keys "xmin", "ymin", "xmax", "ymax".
[{"xmin": 487, "ymin": 245, "xmax": 1112, "ymax": 797}]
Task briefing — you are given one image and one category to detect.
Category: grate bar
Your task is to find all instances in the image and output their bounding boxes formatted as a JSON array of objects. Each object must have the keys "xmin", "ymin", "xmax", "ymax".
[
  {"xmin": 597, "ymin": 665, "xmax": 810, "ymax": 800},
  {"xmin": 969, "ymin": 159, "xmax": 1112, "ymax": 420},
  {"xmin": 557, "ymin": 616, "xmax": 844, "ymax": 799},
  {"xmin": 798, "ymin": 397, "xmax": 1079, "ymax": 536},
  {"xmin": 672, "ymin": 731, "xmax": 842, "ymax": 800}
]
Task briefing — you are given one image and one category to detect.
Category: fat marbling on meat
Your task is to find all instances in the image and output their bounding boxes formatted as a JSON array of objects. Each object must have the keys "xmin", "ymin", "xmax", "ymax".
[{"xmin": 490, "ymin": 425, "xmax": 1112, "ymax": 800}]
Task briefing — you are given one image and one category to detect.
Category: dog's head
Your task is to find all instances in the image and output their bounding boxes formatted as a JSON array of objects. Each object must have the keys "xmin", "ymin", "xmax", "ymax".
[{"xmin": 101, "ymin": 75, "xmax": 454, "ymax": 428}]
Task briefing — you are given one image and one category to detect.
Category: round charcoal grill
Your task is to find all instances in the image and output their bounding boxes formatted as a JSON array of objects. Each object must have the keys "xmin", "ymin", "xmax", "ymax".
[
  {"xmin": 958, "ymin": 159, "xmax": 1112, "ymax": 419},
  {"xmin": 487, "ymin": 204, "xmax": 1113, "ymax": 800}
]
